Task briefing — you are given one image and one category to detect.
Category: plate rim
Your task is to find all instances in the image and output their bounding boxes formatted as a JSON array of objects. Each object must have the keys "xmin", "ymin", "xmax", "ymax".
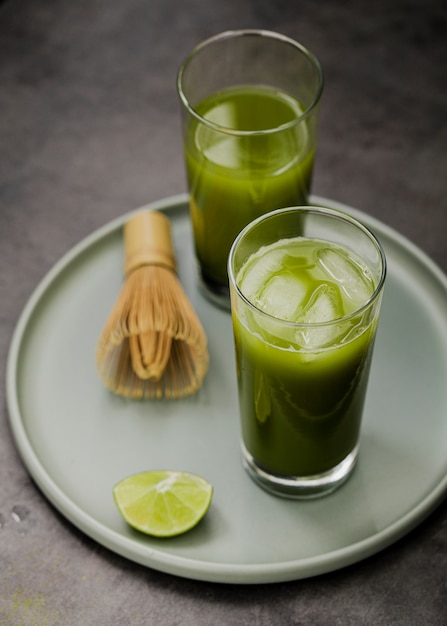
[{"xmin": 6, "ymin": 194, "xmax": 447, "ymax": 584}]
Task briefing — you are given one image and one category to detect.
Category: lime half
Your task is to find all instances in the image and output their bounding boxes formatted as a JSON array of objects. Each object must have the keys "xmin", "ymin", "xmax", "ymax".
[{"xmin": 113, "ymin": 470, "xmax": 213, "ymax": 537}]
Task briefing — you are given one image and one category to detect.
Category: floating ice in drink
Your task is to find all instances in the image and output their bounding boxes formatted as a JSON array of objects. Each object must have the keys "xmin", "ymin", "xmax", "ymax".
[{"xmin": 237, "ymin": 237, "xmax": 376, "ymax": 350}]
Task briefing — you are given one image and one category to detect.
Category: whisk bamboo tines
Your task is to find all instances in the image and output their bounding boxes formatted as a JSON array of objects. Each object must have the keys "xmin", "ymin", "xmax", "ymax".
[{"xmin": 96, "ymin": 210, "xmax": 209, "ymax": 399}]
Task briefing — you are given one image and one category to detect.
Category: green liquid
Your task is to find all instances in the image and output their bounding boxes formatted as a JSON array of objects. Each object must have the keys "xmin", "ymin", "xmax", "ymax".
[
  {"xmin": 185, "ymin": 86, "xmax": 315, "ymax": 287},
  {"xmin": 233, "ymin": 238, "xmax": 379, "ymax": 477}
]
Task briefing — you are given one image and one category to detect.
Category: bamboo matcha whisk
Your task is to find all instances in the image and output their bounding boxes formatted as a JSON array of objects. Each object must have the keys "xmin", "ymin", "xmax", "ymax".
[{"xmin": 96, "ymin": 210, "xmax": 209, "ymax": 399}]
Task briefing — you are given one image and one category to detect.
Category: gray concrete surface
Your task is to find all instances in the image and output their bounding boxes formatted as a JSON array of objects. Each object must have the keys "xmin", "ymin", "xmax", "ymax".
[{"xmin": 1, "ymin": 0, "xmax": 447, "ymax": 624}]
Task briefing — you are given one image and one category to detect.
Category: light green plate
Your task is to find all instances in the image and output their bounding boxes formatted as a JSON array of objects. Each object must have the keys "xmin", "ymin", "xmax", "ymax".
[{"xmin": 6, "ymin": 195, "xmax": 447, "ymax": 584}]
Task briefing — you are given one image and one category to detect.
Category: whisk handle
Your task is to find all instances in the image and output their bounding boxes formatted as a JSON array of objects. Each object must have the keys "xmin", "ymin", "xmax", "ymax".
[{"xmin": 124, "ymin": 210, "xmax": 176, "ymax": 275}]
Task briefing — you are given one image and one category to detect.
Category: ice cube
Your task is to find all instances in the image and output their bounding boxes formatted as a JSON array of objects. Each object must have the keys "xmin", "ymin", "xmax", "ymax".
[
  {"xmin": 318, "ymin": 247, "xmax": 373, "ymax": 308},
  {"xmin": 257, "ymin": 273, "xmax": 307, "ymax": 320},
  {"xmin": 295, "ymin": 284, "xmax": 344, "ymax": 349},
  {"xmin": 301, "ymin": 284, "xmax": 342, "ymax": 324},
  {"xmin": 238, "ymin": 248, "xmax": 285, "ymax": 302}
]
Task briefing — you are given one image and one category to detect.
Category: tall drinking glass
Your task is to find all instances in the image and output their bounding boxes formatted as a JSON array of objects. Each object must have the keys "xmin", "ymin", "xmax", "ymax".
[
  {"xmin": 177, "ymin": 30, "xmax": 323, "ymax": 308},
  {"xmin": 228, "ymin": 206, "xmax": 386, "ymax": 498}
]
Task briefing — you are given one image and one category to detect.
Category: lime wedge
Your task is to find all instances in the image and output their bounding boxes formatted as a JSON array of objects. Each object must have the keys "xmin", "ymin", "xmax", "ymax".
[{"xmin": 113, "ymin": 470, "xmax": 213, "ymax": 537}]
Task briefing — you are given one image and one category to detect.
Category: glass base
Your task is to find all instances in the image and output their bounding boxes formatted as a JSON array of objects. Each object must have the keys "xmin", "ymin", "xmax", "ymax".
[
  {"xmin": 198, "ymin": 268, "xmax": 231, "ymax": 310},
  {"xmin": 241, "ymin": 443, "xmax": 359, "ymax": 499}
]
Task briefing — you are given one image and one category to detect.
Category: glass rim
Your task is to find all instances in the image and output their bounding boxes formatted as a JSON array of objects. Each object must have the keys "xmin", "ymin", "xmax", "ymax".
[
  {"xmin": 177, "ymin": 29, "xmax": 324, "ymax": 137},
  {"xmin": 228, "ymin": 206, "xmax": 387, "ymax": 329}
]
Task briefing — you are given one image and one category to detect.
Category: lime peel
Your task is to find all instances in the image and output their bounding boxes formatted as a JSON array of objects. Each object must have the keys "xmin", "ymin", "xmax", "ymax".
[{"xmin": 113, "ymin": 470, "xmax": 213, "ymax": 537}]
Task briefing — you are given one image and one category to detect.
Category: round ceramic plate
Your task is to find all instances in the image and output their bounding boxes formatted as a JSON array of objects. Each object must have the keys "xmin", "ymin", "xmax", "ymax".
[{"xmin": 6, "ymin": 195, "xmax": 447, "ymax": 584}]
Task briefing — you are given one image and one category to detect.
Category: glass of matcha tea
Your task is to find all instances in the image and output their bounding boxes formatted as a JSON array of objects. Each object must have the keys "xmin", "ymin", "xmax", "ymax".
[
  {"xmin": 177, "ymin": 30, "xmax": 323, "ymax": 308},
  {"xmin": 228, "ymin": 206, "xmax": 386, "ymax": 498}
]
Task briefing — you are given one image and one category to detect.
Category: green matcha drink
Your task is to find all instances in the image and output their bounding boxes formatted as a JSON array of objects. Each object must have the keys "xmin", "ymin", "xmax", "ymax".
[
  {"xmin": 177, "ymin": 30, "xmax": 323, "ymax": 307},
  {"xmin": 184, "ymin": 85, "xmax": 315, "ymax": 290},
  {"xmin": 229, "ymin": 207, "xmax": 386, "ymax": 498}
]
